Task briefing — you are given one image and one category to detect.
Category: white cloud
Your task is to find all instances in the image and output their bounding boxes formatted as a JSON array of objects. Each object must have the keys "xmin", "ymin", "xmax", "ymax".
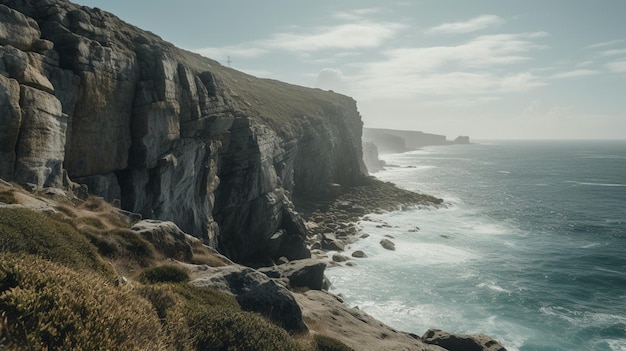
[
  {"xmin": 193, "ymin": 20, "xmax": 405, "ymax": 60},
  {"xmin": 426, "ymin": 15, "xmax": 504, "ymax": 35},
  {"xmin": 598, "ymin": 48, "xmax": 626, "ymax": 57},
  {"xmin": 333, "ymin": 8, "xmax": 381, "ymax": 21},
  {"xmin": 351, "ymin": 32, "xmax": 548, "ymax": 98},
  {"xmin": 500, "ymin": 72, "xmax": 545, "ymax": 92},
  {"xmin": 550, "ymin": 69, "xmax": 599, "ymax": 79},
  {"xmin": 194, "ymin": 46, "xmax": 268, "ymax": 61},
  {"xmin": 315, "ymin": 68, "xmax": 350, "ymax": 93},
  {"xmin": 420, "ymin": 96, "xmax": 500, "ymax": 107},
  {"xmin": 588, "ymin": 39, "xmax": 625, "ymax": 48},
  {"xmin": 263, "ymin": 22, "xmax": 405, "ymax": 52},
  {"xmin": 606, "ymin": 60, "xmax": 626, "ymax": 72}
]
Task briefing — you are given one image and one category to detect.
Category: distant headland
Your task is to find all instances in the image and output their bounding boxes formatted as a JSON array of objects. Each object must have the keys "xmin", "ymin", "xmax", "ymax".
[{"xmin": 362, "ymin": 128, "xmax": 470, "ymax": 172}]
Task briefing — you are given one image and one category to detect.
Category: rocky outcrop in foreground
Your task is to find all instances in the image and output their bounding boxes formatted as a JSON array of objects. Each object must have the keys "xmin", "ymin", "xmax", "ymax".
[
  {"xmin": 0, "ymin": 0, "xmax": 366, "ymax": 265},
  {"xmin": 1, "ymin": 181, "xmax": 507, "ymax": 351}
]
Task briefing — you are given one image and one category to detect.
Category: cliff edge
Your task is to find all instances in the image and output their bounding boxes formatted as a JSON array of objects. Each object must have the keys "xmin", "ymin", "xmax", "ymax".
[{"xmin": 0, "ymin": 0, "xmax": 366, "ymax": 264}]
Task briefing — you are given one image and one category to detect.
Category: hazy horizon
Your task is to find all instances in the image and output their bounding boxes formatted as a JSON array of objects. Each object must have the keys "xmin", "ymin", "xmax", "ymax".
[{"xmin": 73, "ymin": 0, "xmax": 626, "ymax": 140}]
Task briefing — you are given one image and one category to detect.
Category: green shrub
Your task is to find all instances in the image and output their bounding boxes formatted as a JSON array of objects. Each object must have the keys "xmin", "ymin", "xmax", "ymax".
[
  {"xmin": 190, "ymin": 309, "xmax": 302, "ymax": 351},
  {"xmin": 75, "ymin": 215, "xmax": 106, "ymax": 229},
  {"xmin": 84, "ymin": 228, "xmax": 155, "ymax": 267},
  {"xmin": 0, "ymin": 208, "xmax": 112, "ymax": 276},
  {"xmin": 139, "ymin": 265, "xmax": 189, "ymax": 284},
  {"xmin": 136, "ymin": 284, "xmax": 190, "ymax": 350},
  {"xmin": 138, "ymin": 282, "xmax": 307, "ymax": 351},
  {"xmin": 313, "ymin": 334, "xmax": 354, "ymax": 351},
  {"xmin": 0, "ymin": 190, "xmax": 16, "ymax": 204},
  {"xmin": 170, "ymin": 283, "xmax": 239, "ymax": 311},
  {"xmin": 0, "ymin": 253, "xmax": 169, "ymax": 351},
  {"xmin": 111, "ymin": 229, "xmax": 155, "ymax": 258}
]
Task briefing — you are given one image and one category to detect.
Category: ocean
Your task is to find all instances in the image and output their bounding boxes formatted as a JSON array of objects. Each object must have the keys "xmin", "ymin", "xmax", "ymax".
[{"xmin": 326, "ymin": 140, "xmax": 626, "ymax": 351}]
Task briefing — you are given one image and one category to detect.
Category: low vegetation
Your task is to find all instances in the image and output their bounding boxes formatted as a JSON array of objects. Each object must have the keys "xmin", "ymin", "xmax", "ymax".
[
  {"xmin": 0, "ymin": 190, "xmax": 16, "ymax": 204},
  {"xmin": 0, "ymin": 207, "xmax": 113, "ymax": 276},
  {"xmin": 313, "ymin": 335, "xmax": 355, "ymax": 351},
  {"xmin": 139, "ymin": 265, "xmax": 190, "ymax": 284},
  {"xmin": 0, "ymin": 253, "xmax": 167, "ymax": 351},
  {"xmin": 0, "ymin": 192, "xmax": 351, "ymax": 350}
]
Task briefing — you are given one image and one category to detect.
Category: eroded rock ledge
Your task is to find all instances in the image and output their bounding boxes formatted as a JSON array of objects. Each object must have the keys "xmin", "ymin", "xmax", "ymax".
[{"xmin": 0, "ymin": 0, "xmax": 366, "ymax": 265}]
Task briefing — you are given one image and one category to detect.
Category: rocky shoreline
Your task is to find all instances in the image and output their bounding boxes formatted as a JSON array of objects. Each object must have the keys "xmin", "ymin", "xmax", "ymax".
[
  {"xmin": 290, "ymin": 177, "xmax": 508, "ymax": 351},
  {"xmin": 297, "ymin": 176, "xmax": 443, "ymax": 256}
]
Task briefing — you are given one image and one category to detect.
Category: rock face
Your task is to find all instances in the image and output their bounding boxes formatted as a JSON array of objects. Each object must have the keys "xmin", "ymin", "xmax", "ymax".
[
  {"xmin": 258, "ymin": 258, "xmax": 327, "ymax": 290},
  {"xmin": 363, "ymin": 128, "xmax": 453, "ymax": 154},
  {"xmin": 0, "ymin": 0, "xmax": 366, "ymax": 264},
  {"xmin": 454, "ymin": 136, "xmax": 470, "ymax": 144},
  {"xmin": 362, "ymin": 141, "xmax": 385, "ymax": 173}
]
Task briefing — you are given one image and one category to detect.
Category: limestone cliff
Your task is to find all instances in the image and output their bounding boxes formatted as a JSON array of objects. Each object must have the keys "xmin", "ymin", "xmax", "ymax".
[{"xmin": 0, "ymin": 0, "xmax": 366, "ymax": 264}]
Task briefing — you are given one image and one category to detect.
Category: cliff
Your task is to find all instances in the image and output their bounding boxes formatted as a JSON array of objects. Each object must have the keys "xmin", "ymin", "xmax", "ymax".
[
  {"xmin": 363, "ymin": 128, "xmax": 447, "ymax": 153},
  {"xmin": 0, "ymin": 0, "xmax": 366, "ymax": 264},
  {"xmin": 363, "ymin": 128, "xmax": 470, "ymax": 156}
]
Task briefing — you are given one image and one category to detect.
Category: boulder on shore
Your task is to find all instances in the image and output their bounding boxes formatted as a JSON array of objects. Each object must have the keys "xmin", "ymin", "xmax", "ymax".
[
  {"xmin": 321, "ymin": 237, "xmax": 345, "ymax": 251},
  {"xmin": 258, "ymin": 258, "xmax": 327, "ymax": 291},
  {"xmin": 380, "ymin": 238, "xmax": 396, "ymax": 251},
  {"xmin": 352, "ymin": 250, "xmax": 367, "ymax": 258},
  {"xmin": 422, "ymin": 329, "xmax": 507, "ymax": 351}
]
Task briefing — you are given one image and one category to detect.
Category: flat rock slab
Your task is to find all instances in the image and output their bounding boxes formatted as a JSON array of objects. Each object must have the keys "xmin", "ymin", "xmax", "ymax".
[
  {"xmin": 295, "ymin": 290, "xmax": 447, "ymax": 351},
  {"xmin": 422, "ymin": 329, "xmax": 507, "ymax": 351}
]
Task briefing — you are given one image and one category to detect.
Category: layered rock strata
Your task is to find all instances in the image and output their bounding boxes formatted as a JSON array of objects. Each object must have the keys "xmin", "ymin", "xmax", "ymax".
[{"xmin": 0, "ymin": 0, "xmax": 366, "ymax": 264}]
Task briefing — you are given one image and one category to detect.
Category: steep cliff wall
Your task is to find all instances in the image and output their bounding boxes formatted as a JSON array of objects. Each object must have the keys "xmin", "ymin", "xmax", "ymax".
[
  {"xmin": 0, "ymin": 0, "xmax": 366, "ymax": 264},
  {"xmin": 363, "ymin": 128, "xmax": 448, "ymax": 153}
]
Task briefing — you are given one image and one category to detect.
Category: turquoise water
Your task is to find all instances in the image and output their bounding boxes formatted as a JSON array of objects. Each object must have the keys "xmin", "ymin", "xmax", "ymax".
[{"xmin": 326, "ymin": 140, "xmax": 626, "ymax": 351}]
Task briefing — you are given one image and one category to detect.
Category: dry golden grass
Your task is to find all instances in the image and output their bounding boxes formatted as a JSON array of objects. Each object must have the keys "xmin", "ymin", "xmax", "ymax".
[
  {"xmin": 0, "ymin": 185, "xmax": 355, "ymax": 351},
  {"xmin": 0, "ymin": 190, "xmax": 16, "ymax": 204},
  {"xmin": 0, "ymin": 253, "xmax": 169, "ymax": 351}
]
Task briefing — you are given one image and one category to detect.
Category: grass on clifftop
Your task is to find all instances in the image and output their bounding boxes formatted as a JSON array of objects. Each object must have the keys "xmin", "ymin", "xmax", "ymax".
[
  {"xmin": 0, "ymin": 253, "xmax": 167, "ymax": 351},
  {"xmin": 0, "ymin": 200, "xmax": 351, "ymax": 350},
  {"xmin": 0, "ymin": 253, "xmax": 306, "ymax": 351},
  {"xmin": 0, "ymin": 207, "xmax": 113, "ymax": 276},
  {"xmin": 0, "ymin": 190, "xmax": 16, "ymax": 204}
]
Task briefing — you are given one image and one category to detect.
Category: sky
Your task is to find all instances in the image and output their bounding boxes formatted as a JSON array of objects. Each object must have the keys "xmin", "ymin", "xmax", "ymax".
[{"xmin": 72, "ymin": 0, "xmax": 626, "ymax": 140}]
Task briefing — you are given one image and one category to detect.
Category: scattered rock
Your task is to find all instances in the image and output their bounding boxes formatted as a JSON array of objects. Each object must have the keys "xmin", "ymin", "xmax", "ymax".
[
  {"xmin": 258, "ymin": 258, "xmax": 327, "ymax": 291},
  {"xmin": 380, "ymin": 238, "xmax": 396, "ymax": 251},
  {"xmin": 332, "ymin": 253, "xmax": 349, "ymax": 262},
  {"xmin": 321, "ymin": 237, "xmax": 345, "ymax": 251},
  {"xmin": 351, "ymin": 250, "xmax": 367, "ymax": 258}
]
